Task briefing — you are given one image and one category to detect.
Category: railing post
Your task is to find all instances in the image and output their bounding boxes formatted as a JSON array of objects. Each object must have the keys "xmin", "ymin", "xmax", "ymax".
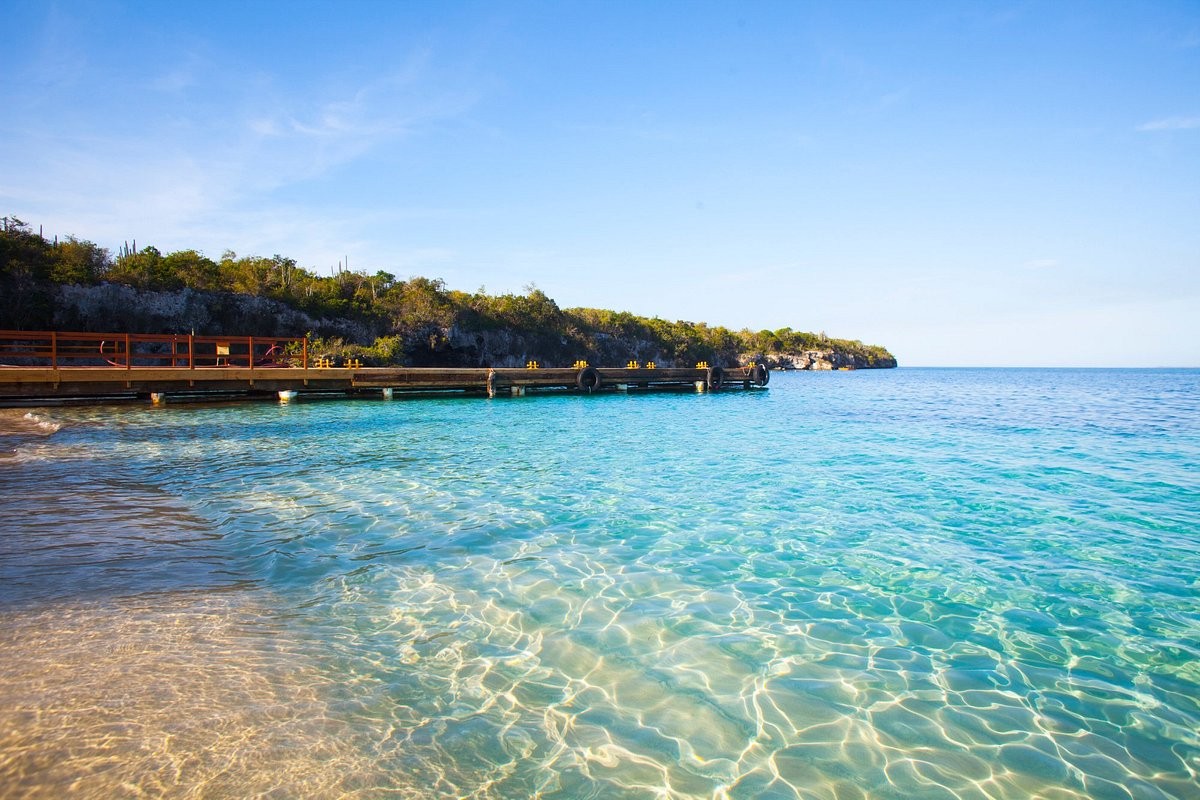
[
  {"xmin": 125, "ymin": 333, "xmax": 131, "ymax": 370},
  {"xmin": 189, "ymin": 334, "xmax": 194, "ymax": 369},
  {"xmin": 51, "ymin": 332, "xmax": 58, "ymax": 370},
  {"xmin": 249, "ymin": 336, "xmax": 255, "ymax": 369},
  {"xmin": 303, "ymin": 338, "xmax": 308, "ymax": 370}
]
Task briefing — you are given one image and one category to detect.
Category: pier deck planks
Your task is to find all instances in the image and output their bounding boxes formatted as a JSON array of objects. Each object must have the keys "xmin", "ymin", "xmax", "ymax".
[{"xmin": 0, "ymin": 365, "xmax": 764, "ymax": 401}]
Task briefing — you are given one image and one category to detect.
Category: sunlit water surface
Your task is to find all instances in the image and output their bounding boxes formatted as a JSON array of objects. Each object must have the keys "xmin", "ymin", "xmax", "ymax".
[{"xmin": 1, "ymin": 369, "xmax": 1198, "ymax": 799}]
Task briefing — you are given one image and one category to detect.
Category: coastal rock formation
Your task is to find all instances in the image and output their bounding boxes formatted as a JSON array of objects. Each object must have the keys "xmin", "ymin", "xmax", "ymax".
[
  {"xmin": 749, "ymin": 350, "xmax": 899, "ymax": 371},
  {"xmin": 433, "ymin": 329, "xmax": 898, "ymax": 370},
  {"xmin": 52, "ymin": 284, "xmax": 374, "ymax": 342},
  {"xmin": 437, "ymin": 325, "xmax": 669, "ymax": 369}
]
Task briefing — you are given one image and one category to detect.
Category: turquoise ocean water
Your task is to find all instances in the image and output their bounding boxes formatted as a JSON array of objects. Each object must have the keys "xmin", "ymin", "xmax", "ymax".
[{"xmin": 1, "ymin": 368, "xmax": 1198, "ymax": 799}]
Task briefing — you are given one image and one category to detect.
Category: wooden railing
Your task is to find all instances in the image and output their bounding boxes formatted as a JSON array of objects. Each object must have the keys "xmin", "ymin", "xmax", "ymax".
[{"xmin": 0, "ymin": 330, "xmax": 308, "ymax": 369}]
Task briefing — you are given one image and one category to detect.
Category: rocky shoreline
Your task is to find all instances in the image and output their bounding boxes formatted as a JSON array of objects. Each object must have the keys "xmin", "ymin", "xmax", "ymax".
[{"xmin": 751, "ymin": 350, "xmax": 899, "ymax": 371}]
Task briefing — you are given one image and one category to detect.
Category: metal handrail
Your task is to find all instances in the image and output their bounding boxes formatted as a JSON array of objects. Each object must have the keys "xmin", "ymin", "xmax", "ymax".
[{"xmin": 0, "ymin": 330, "xmax": 308, "ymax": 370}]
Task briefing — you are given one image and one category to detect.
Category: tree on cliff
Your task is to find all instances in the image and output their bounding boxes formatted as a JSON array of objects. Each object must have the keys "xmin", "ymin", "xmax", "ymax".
[
  {"xmin": 52, "ymin": 236, "xmax": 111, "ymax": 285},
  {"xmin": 1, "ymin": 218, "xmax": 110, "ymax": 328}
]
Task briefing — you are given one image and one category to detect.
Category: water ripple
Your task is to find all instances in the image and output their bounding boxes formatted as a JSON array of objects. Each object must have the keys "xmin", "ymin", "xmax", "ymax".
[{"xmin": 2, "ymin": 369, "xmax": 1199, "ymax": 798}]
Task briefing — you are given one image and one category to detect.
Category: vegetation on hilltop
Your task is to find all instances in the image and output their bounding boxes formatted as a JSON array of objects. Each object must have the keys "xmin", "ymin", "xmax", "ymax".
[{"xmin": 0, "ymin": 217, "xmax": 896, "ymax": 368}]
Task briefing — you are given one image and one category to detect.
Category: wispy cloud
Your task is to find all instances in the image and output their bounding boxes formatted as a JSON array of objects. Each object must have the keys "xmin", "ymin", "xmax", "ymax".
[
  {"xmin": 1, "ymin": 37, "xmax": 483, "ymax": 271},
  {"xmin": 1137, "ymin": 115, "xmax": 1200, "ymax": 132},
  {"xmin": 150, "ymin": 50, "xmax": 206, "ymax": 94},
  {"xmin": 236, "ymin": 50, "xmax": 480, "ymax": 186},
  {"xmin": 558, "ymin": 115, "xmax": 684, "ymax": 143},
  {"xmin": 24, "ymin": 4, "xmax": 89, "ymax": 90},
  {"xmin": 699, "ymin": 265, "xmax": 783, "ymax": 291},
  {"xmin": 1023, "ymin": 258, "xmax": 1058, "ymax": 270},
  {"xmin": 151, "ymin": 69, "xmax": 195, "ymax": 93},
  {"xmin": 875, "ymin": 87, "xmax": 911, "ymax": 111}
]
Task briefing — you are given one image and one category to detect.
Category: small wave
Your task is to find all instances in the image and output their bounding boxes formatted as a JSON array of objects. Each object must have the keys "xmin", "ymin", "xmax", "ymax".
[
  {"xmin": 0, "ymin": 410, "xmax": 63, "ymax": 460},
  {"xmin": 22, "ymin": 411, "xmax": 63, "ymax": 434}
]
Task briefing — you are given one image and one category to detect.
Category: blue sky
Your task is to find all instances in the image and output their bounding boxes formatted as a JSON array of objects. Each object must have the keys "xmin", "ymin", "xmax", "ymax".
[{"xmin": 2, "ymin": 1, "xmax": 1197, "ymax": 366}]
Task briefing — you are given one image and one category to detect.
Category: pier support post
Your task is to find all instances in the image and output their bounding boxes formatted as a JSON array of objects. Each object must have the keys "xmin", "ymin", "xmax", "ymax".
[
  {"xmin": 511, "ymin": 386, "xmax": 525, "ymax": 397},
  {"xmin": 381, "ymin": 388, "xmax": 394, "ymax": 400},
  {"xmin": 150, "ymin": 392, "xmax": 166, "ymax": 405},
  {"xmin": 278, "ymin": 390, "xmax": 298, "ymax": 404}
]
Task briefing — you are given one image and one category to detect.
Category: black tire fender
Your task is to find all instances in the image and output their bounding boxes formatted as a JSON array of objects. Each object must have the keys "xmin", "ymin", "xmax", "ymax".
[
  {"xmin": 707, "ymin": 366, "xmax": 724, "ymax": 391},
  {"xmin": 751, "ymin": 363, "xmax": 769, "ymax": 386},
  {"xmin": 577, "ymin": 366, "xmax": 602, "ymax": 392}
]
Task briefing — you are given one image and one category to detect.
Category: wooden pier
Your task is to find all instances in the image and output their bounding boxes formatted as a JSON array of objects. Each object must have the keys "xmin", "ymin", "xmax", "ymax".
[{"xmin": 0, "ymin": 330, "xmax": 768, "ymax": 403}]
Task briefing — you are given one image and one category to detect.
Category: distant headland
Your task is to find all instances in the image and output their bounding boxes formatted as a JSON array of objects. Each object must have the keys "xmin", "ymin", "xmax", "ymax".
[{"xmin": 1, "ymin": 217, "xmax": 896, "ymax": 370}]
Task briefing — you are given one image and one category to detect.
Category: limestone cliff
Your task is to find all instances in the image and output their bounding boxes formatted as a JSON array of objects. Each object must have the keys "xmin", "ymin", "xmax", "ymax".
[
  {"xmin": 43, "ymin": 283, "xmax": 897, "ymax": 370},
  {"xmin": 749, "ymin": 350, "xmax": 899, "ymax": 371},
  {"xmin": 52, "ymin": 284, "xmax": 375, "ymax": 343}
]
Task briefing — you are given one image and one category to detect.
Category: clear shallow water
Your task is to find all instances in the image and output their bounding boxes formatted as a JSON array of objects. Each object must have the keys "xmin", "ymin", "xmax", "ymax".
[{"xmin": 1, "ymin": 369, "xmax": 1198, "ymax": 799}]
